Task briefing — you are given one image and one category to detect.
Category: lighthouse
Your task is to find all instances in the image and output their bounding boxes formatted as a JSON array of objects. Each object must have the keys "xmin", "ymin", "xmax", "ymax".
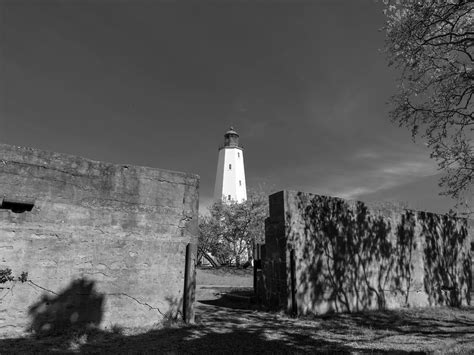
[{"xmin": 213, "ymin": 127, "xmax": 247, "ymax": 203}]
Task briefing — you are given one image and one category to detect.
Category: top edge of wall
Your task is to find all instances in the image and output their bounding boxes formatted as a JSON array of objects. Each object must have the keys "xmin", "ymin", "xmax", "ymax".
[
  {"xmin": 275, "ymin": 190, "xmax": 469, "ymax": 220},
  {"xmin": 0, "ymin": 143, "xmax": 200, "ymax": 182}
]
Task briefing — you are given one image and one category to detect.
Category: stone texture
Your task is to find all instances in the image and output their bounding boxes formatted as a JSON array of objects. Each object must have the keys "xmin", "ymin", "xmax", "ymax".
[
  {"xmin": 0, "ymin": 144, "xmax": 199, "ymax": 334},
  {"xmin": 258, "ymin": 191, "xmax": 471, "ymax": 315}
]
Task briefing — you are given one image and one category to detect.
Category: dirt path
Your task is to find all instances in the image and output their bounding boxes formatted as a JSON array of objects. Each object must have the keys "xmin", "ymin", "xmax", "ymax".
[{"xmin": 189, "ymin": 286, "xmax": 474, "ymax": 354}]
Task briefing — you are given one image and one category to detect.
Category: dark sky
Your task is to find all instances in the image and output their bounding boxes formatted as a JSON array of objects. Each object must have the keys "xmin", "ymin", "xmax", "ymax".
[{"xmin": 0, "ymin": 0, "xmax": 457, "ymax": 213}]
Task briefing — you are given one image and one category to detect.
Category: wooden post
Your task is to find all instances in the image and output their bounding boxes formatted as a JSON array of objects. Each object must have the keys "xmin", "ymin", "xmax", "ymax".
[
  {"xmin": 290, "ymin": 249, "xmax": 297, "ymax": 315},
  {"xmin": 183, "ymin": 243, "xmax": 197, "ymax": 323},
  {"xmin": 253, "ymin": 243, "xmax": 262, "ymax": 297},
  {"xmin": 253, "ymin": 244, "xmax": 258, "ymax": 297}
]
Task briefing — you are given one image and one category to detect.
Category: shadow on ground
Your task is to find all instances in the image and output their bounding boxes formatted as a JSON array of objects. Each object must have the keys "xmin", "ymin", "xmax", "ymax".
[
  {"xmin": 198, "ymin": 287, "xmax": 262, "ymax": 311},
  {"xmin": 2, "ymin": 289, "xmax": 474, "ymax": 354}
]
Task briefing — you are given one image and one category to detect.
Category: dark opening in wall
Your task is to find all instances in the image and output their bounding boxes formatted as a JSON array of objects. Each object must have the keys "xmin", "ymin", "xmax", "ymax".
[{"xmin": 1, "ymin": 199, "xmax": 35, "ymax": 213}]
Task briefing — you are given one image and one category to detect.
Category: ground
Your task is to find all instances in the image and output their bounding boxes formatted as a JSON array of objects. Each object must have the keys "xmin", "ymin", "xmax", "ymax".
[{"xmin": 1, "ymin": 266, "xmax": 473, "ymax": 354}]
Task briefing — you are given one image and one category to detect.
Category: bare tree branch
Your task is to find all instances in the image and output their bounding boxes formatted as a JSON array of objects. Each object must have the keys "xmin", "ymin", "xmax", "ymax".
[{"xmin": 382, "ymin": 0, "xmax": 473, "ymax": 211}]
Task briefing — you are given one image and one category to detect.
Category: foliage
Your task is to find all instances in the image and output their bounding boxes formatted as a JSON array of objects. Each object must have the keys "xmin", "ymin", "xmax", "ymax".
[
  {"xmin": 19, "ymin": 271, "xmax": 29, "ymax": 283},
  {"xmin": 198, "ymin": 190, "xmax": 269, "ymax": 267},
  {"xmin": 0, "ymin": 268, "xmax": 28, "ymax": 284},
  {"xmin": 198, "ymin": 215, "xmax": 233, "ymax": 267},
  {"xmin": 0, "ymin": 268, "xmax": 14, "ymax": 284},
  {"xmin": 382, "ymin": 0, "xmax": 473, "ymax": 206}
]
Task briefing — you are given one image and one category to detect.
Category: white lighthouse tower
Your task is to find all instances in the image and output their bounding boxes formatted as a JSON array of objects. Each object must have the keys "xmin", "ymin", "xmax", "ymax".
[{"xmin": 213, "ymin": 127, "xmax": 247, "ymax": 203}]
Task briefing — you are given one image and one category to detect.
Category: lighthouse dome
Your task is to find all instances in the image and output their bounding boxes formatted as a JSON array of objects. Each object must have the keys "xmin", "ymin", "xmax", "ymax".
[
  {"xmin": 223, "ymin": 126, "xmax": 240, "ymax": 147},
  {"xmin": 225, "ymin": 127, "xmax": 239, "ymax": 136}
]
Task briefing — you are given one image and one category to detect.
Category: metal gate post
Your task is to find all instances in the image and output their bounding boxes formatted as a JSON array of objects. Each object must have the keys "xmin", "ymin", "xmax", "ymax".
[{"xmin": 183, "ymin": 243, "xmax": 197, "ymax": 323}]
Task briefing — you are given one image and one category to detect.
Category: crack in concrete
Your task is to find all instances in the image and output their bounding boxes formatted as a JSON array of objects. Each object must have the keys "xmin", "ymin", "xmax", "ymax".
[
  {"xmin": 0, "ymin": 169, "xmax": 92, "ymax": 191},
  {"xmin": 0, "ymin": 283, "xmax": 15, "ymax": 301},
  {"xmin": 80, "ymin": 197, "xmax": 183, "ymax": 209},
  {"xmin": 142, "ymin": 176, "xmax": 197, "ymax": 186},
  {"xmin": 26, "ymin": 280, "xmax": 155, "ymax": 315},
  {"xmin": 1, "ymin": 160, "xmax": 92, "ymax": 179},
  {"xmin": 26, "ymin": 281, "xmax": 165, "ymax": 319},
  {"xmin": 27, "ymin": 280, "xmax": 58, "ymax": 295},
  {"xmin": 108, "ymin": 293, "xmax": 165, "ymax": 316}
]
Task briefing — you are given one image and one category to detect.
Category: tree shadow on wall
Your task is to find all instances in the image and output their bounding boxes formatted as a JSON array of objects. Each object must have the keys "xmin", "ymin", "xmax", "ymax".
[
  {"xmin": 296, "ymin": 195, "xmax": 409, "ymax": 313},
  {"xmin": 294, "ymin": 193, "xmax": 470, "ymax": 314},
  {"xmin": 419, "ymin": 211, "xmax": 471, "ymax": 307},
  {"xmin": 28, "ymin": 278, "xmax": 104, "ymax": 335}
]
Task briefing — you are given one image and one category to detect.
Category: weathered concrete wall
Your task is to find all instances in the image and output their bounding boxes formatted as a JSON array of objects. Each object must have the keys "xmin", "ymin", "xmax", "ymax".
[
  {"xmin": 259, "ymin": 191, "xmax": 471, "ymax": 315},
  {"xmin": 0, "ymin": 144, "xmax": 199, "ymax": 334}
]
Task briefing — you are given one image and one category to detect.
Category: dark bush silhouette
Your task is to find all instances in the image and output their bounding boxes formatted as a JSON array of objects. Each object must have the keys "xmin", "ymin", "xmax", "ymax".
[{"xmin": 28, "ymin": 278, "xmax": 104, "ymax": 334}]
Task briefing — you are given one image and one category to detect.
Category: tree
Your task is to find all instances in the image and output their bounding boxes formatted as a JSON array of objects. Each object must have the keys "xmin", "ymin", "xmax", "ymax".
[
  {"xmin": 382, "ymin": 0, "xmax": 473, "ymax": 208},
  {"xmin": 198, "ymin": 189, "xmax": 269, "ymax": 267},
  {"xmin": 198, "ymin": 214, "xmax": 233, "ymax": 267}
]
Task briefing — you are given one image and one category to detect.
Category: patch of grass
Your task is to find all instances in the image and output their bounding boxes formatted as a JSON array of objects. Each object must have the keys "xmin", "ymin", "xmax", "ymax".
[
  {"xmin": 68, "ymin": 332, "xmax": 88, "ymax": 351},
  {"xmin": 160, "ymin": 312, "xmax": 186, "ymax": 329},
  {"xmin": 110, "ymin": 324, "xmax": 123, "ymax": 335},
  {"xmin": 197, "ymin": 266, "xmax": 253, "ymax": 287},
  {"xmin": 198, "ymin": 265, "xmax": 253, "ymax": 276}
]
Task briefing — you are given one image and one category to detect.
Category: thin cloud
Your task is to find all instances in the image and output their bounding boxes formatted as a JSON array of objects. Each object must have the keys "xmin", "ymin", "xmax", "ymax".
[
  {"xmin": 381, "ymin": 161, "xmax": 437, "ymax": 177},
  {"xmin": 299, "ymin": 156, "xmax": 439, "ymax": 201},
  {"xmin": 337, "ymin": 187, "xmax": 375, "ymax": 200},
  {"xmin": 353, "ymin": 151, "xmax": 381, "ymax": 160}
]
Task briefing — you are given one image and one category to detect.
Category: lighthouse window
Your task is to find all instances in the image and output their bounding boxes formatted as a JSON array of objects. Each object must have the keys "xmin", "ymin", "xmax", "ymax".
[
  {"xmin": 239, "ymin": 180, "xmax": 242, "ymax": 186},
  {"xmin": 229, "ymin": 164, "xmax": 232, "ymax": 169},
  {"xmin": 238, "ymin": 152, "xmax": 240, "ymax": 158}
]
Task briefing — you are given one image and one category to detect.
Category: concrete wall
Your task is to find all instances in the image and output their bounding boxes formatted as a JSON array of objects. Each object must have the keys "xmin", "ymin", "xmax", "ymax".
[
  {"xmin": 259, "ymin": 191, "xmax": 471, "ymax": 315},
  {"xmin": 0, "ymin": 144, "xmax": 199, "ymax": 335}
]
